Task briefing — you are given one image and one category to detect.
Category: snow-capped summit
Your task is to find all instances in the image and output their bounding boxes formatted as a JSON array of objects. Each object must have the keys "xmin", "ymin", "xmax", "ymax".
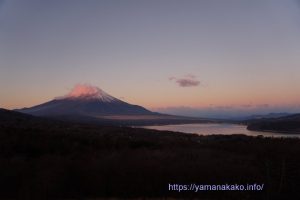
[{"xmin": 62, "ymin": 84, "xmax": 116, "ymax": 102}]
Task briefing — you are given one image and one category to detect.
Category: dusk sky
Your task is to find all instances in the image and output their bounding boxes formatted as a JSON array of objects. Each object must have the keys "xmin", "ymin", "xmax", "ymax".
[{"xmin": 1, "ymin": 0, "xmax": 300, "ymax": 117}]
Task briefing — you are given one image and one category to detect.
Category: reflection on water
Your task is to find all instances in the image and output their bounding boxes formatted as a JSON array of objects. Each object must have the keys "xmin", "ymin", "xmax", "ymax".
[{"xmin": 142, "ymin": 123, "xmax": 300, "ymax": 138}]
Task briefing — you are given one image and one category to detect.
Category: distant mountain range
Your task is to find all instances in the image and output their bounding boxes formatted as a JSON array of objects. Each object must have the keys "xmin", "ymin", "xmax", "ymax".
[
  {"xmin": 236, "ymin": 112, "xmax": 292, "ymax": 121},
  {"xmin": 15, "ymin": 85, "xmax": 212, "ymax": 125}
]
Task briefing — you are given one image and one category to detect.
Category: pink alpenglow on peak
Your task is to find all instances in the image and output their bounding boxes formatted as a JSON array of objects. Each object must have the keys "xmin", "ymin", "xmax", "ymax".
[{"xmin": 64, "ymin": 84, "xmax": 115, "ymax": 102}]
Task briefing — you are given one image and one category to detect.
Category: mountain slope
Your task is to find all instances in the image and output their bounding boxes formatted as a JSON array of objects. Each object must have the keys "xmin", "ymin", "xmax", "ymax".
[{"xmin": 18, "ymin": 98, "xmax": 153, "ymax": 116}]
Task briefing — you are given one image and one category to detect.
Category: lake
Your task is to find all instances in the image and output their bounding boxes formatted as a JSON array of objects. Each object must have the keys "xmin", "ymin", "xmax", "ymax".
[{"xmin": 142, "ymin": 123, "xmax": 300, "ymax": 138}]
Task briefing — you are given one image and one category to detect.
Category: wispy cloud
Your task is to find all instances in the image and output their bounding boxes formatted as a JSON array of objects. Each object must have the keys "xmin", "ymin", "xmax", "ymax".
[
  {"xmin": 169, "ymin": 74, "xmax": 200, "ymax": 87},
  {"xmin": 256, "ymin": 104, "xmax": 269, "ymax": 108}
]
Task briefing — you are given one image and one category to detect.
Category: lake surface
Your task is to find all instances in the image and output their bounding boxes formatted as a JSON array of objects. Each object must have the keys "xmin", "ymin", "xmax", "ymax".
[{"xmin": 142, "ymin": 123, "xmax": 300, "ymax": 138}]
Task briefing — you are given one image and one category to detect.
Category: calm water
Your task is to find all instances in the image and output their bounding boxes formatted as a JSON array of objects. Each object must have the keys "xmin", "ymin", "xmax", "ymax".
[{"xmin": 142, "ymin": 123, "xmax": 300, "ymax": 138}]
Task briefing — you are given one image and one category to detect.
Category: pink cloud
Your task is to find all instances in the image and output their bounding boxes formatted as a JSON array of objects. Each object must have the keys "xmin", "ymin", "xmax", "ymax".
[
  {"xmin": 66, "ymin": 84, "xmax": 102, "ymax": 98},
  {"xmin": 169, "ymin": 75, "xmax": 200, "ymax": 87}
]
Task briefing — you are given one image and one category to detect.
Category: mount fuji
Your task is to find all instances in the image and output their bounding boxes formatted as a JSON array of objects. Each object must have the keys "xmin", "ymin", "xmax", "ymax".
[
  {"xmin": 18, "ymin": 84, "xmax": 153, "ymax": 116},
  {"xmin": 17, "ymin": 84, "xmax": 208, "ymax": 125}
]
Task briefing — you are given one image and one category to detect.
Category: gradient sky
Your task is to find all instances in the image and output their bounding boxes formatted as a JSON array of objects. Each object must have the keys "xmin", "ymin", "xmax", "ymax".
[{"xmin": 1, "ymin": 0, "xmax": 300, "ymax": 116}]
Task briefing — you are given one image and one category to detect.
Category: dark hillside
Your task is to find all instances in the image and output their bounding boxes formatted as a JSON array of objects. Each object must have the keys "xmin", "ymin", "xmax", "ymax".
[
  {"xmin": 0, "ymin": 109, "xmax": 300, "ymax": 199},
  {"xmin": 247, "ymin": 114, "xmax": 300, "ymax": 133}
]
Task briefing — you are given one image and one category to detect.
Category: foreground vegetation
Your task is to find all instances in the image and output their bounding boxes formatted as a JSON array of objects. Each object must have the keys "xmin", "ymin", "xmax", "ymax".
[{"xmin": 0, "ymin": 109, "xmax": 300, "ymax": 199}]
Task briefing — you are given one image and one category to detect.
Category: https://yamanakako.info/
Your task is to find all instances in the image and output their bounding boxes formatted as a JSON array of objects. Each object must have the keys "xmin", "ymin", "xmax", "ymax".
[{"xmin": 168, "ymin": 183, "xmax": 264, "ymax": 192}]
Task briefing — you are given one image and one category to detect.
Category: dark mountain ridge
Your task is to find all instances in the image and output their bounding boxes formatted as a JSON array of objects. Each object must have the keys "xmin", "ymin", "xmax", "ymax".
[
  {"xmin": 247, "ymin": 113, "xmax": 300, "ymax": 133},
  {"xmin": 17, "ymin": 97, "xmax": 154, "ymax": 116}
]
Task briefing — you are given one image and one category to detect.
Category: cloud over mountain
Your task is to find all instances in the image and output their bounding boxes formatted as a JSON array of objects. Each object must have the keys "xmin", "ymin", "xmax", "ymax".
[{"xmin": 61, "ymin": 84, "xmax": 115, "ymax": 102}]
